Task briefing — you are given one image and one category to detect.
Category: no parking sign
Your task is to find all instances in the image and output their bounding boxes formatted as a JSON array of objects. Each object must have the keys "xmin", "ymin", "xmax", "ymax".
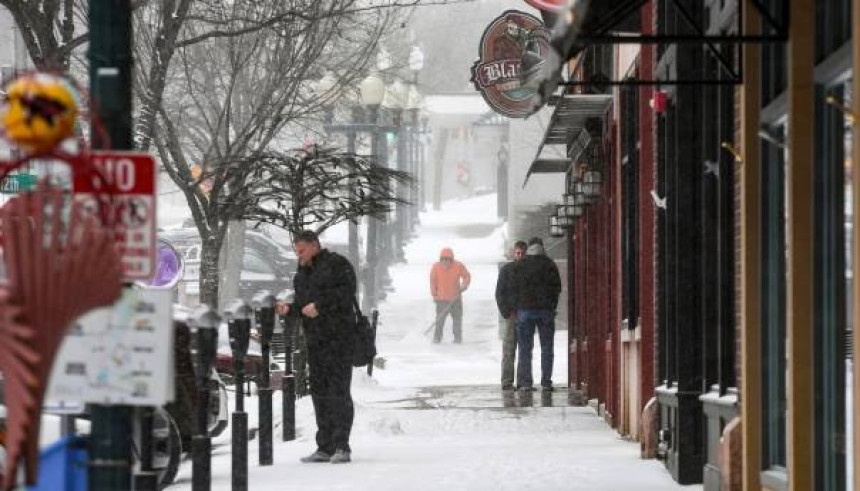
[{"xmin": 73, "ymin": 151, "xmax": 157, "ymax": 280}]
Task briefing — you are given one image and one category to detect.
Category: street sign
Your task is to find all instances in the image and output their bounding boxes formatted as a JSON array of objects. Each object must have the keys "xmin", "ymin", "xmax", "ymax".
[
  {"xmin": 73, "ymin": 151, "xmax": 157, "ymax": 280},
  {"xmin": 47, "ymin": 288, "xmax": 175, "ymax": 406},
  {"xmin": 0, "ymin": 173, "xmax": 36, "ymax": 194}
]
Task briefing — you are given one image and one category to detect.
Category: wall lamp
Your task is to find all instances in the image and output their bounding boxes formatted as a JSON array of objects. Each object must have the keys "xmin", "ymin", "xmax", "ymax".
[{"xmin": 721, "ymin": 142, "xmax": 743, "ymax": 164}]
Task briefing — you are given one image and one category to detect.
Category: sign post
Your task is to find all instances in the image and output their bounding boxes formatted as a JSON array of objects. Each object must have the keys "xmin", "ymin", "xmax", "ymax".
[{"xmin": 89, "ymin": 0, "xmax": 137, "ymax": 487}]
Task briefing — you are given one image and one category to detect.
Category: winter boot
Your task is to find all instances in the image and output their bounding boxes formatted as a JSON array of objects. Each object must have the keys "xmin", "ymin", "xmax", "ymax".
[
  {"xmin": 330, "ymin": 449, "xmax": 351, "ymax": 464},
  {"xmin": 300, "ymin": 450, "xmax": 331, "ymax": 463}
]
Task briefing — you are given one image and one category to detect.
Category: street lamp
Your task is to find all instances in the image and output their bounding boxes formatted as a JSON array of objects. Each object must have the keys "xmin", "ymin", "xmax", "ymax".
[
  {"xmin": 559, "ymin": 193, "xmax": 583, "ymax": 218},
  {"xmin": 359, "ymin": 72, "xmax": 385, "ymax": 109},
  {"xmin": 316, "ymin": 72, "xmax": 338, "ymax": 102},
  {"xmin": 384, "ymin": 80, "xmax": 408, "ymax": 111},
  {"xmin": 549, "ymin": 215, "xmax": 565, "ymax": 238},
  {"xmin": 316, "ymin": 72, "xmax": 338, "ymax": 126},
  {"xmin": 377, "ymin": 46, "xmax": 392, "ymax": 73},
  {"xmin": 581, "ymin": 169, "xmax": 603, "ymax": 201},
  {"xmin": 408, "ymin": 45, "xmax": 425, "ymax": 81}
]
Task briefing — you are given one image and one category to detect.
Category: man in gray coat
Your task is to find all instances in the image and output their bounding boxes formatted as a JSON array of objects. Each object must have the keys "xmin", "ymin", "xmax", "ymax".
[{"xmin": 495, "ymin": 240, "xmax": 527, "ymax": 391}]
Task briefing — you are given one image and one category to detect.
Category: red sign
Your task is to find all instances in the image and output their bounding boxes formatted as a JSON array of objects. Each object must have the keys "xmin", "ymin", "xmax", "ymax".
[
  {"xmin": 524, "ymin": 0, "xmax": 567, "ymax": 12},
  {"xmin": 73, "ymin": 151, "xmax": 157, "ymax": 280},
  {"xmin": 470, "ymin": 11, "xmax": 552, "ymax": 118}
]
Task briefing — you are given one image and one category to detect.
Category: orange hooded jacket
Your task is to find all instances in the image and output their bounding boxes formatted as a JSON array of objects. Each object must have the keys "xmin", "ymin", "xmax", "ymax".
[{"xmin": 429, "ymin": 248, "xmax": 471, "ymax": 301}]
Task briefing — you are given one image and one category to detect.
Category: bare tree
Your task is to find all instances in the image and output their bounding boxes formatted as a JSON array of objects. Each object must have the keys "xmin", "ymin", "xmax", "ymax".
[
  {"xmin": 228, "ymin": 146, "xmax": 414, "ymax": 236},
  {"xmin": 150, "ymin": 1, "xmax": 405, "ymax": 307},
  {"xmin": 0, "ymin": 0, "xmax": 86, "ymax": 70}
]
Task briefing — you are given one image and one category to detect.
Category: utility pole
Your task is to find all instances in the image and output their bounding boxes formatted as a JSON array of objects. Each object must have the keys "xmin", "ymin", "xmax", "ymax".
[{"xmin": 88, "ymin": 1, "xmax": 134, "ymax": 489}]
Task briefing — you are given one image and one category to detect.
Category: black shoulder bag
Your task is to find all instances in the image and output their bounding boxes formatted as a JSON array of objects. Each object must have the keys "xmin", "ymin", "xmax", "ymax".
[{"xmin": 352, "ymin": 298, "xmax": 377, "ymax": 367}]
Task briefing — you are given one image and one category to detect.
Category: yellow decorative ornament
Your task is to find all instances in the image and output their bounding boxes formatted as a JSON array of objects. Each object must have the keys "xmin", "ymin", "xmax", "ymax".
[{"xmin": 1, "ymin": 74, "xmax": 78, "ymax": 153}]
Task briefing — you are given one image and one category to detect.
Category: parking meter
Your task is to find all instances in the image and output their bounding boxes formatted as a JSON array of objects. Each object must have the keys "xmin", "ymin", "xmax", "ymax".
[
  {"xmin": 224, "ymin": 299, "xmax": 252, "ymax": 490},
  {"xmin": 224, "ymin": 299, "xmax": 252, "ymax": 411},
  {"xmin": 252, "ymin": 290, "xmax": 276, "ymax": 346},
  {"xmin": 275, "ymin": 289, "xmax": 295, "ymax": 342},
  {"xmin": 251, "ymin": 290, "xmax": 276, "ymax": 466},
  {"xmin": 188, "ymin": 305, "xmax": 220, "ymax": 491}
]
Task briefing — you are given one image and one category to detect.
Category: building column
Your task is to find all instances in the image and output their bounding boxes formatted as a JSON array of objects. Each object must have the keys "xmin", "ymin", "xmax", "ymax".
[
  {"xmin": 739, "ymin": 1, "xmax": 763, "ymax": 490},
  {"xmin": 786, "ymin": 0, "xmax": 815, "ymax": 489}
]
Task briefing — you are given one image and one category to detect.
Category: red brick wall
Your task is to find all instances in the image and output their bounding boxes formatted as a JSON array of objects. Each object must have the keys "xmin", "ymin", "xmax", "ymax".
[
  {"xmin": 610, "ymin": 122, "xmax": 622, "ymax": 425},
  {"xmin": 637, "ymin": 0, "xmax": 657, "ymax": 412}
]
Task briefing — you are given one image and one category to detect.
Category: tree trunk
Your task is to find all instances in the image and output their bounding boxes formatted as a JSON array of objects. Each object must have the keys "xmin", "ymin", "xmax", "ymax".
[
  {"xmin": 218, "ymin": 220, "xmax": 245, "ymax": 307},
  {"xmin": 200, "ymin": 235, "xmax": 222, "ymax": 309}
]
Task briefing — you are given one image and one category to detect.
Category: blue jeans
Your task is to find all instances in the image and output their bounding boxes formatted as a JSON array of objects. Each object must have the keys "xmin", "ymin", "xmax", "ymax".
[{"xmin": 516, "ymin": 310, "xmax": 555, "ymax": 388}]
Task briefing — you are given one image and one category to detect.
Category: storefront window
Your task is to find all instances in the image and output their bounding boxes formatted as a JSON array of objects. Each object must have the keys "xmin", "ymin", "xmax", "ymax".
[
  {"xmin": 842, "ymin": 78, "xmax": 853, "ymax": 489},
  {"xmin": 761, "ymin": 122, "xmax": 787, "ymax": 472},
  {"xmin": 844, "ymin": 80, "xmax": 853, "ymax": 339}
]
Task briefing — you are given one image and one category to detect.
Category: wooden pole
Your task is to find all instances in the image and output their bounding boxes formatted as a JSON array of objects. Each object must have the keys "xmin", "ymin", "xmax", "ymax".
[
  {"xmin": 786, "ymin": 0, "xmax": 815, "ymax": 488},
  {"xmin": 739, "ymin": 1, "xmax": 762, "ymax": 489}
]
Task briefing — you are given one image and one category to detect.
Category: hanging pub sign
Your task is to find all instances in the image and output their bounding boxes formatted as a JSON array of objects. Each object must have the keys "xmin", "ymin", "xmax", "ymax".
[{"xmin": 470, "ymin": 10, "xmax": 552, "ymax": 119}]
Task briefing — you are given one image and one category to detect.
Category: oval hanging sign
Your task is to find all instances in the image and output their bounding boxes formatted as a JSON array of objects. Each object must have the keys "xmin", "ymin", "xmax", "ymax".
[
  {"xmin": 524, "ymin": 0, "xmax": 568, "ymax": 13},
  {"xmin": 470, "ymin": 10, "xmax": 552, "ymax": 119}
]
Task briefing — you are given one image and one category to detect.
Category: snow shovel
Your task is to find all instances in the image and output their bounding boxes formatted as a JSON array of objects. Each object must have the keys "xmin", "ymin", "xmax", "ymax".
[{"xmin": 422, "ymin": 291, "xmax": 464, "ymax": 337}]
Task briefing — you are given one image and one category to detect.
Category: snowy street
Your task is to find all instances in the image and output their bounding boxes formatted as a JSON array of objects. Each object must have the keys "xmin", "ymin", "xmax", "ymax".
[{"xmin": 172, "ymin": 195, "xmax": 699, "ymax": 491}]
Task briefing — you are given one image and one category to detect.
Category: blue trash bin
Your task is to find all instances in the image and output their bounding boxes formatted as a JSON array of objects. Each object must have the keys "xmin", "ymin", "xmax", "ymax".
[{"xmin": 27, "ymin": 435, "xmax": 88, "ymax": 491}]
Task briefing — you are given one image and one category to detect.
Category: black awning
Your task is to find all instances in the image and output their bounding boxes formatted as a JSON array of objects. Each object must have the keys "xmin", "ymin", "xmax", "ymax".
[{"xmin": 524, "ymin": 93, "xmax": 611, "ymax": 186}]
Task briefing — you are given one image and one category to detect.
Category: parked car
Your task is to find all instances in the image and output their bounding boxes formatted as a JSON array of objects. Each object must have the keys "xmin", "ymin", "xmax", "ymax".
[{"xmin": 159, "ymin": 227, "xmax": 297, "ymax": 307}]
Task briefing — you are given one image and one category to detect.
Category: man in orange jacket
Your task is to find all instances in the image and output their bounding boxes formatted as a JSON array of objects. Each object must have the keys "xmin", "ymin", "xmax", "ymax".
[{"xmin": 429, "ymin": 247, "xmax": 471, "ymax": 343}]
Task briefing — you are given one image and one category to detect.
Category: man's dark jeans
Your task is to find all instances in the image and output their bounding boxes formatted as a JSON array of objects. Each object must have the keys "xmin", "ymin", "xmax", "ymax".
[
  {"xmin": 434, "ymin": 298, "xmax": 463, "ymax": 343},
  {"xmin": 308, "ymin": 344, "xmax": 354, "ymax": 454},
  {"xmin": 515, "ymin": 310, "xmax": 555, "ymax": 388}
]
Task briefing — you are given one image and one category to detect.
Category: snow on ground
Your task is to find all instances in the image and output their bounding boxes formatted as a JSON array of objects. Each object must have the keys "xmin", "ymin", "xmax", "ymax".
[{"xmin": 171, "ymin": 194, "xmax": 699, "ymax": 491}]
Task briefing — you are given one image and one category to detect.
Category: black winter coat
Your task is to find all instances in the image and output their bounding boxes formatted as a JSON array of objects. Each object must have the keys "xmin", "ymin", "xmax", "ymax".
[
  {"xmin": 512, "ymin": 253, "xmax": 561, "ymax": 311},
  {"xmin": 290, "ymin": 249, "xmax": 357, "ymax": 348},
  {"xmin": 495, "ymin": 261, "xmax": 517, "ymax": 318}
]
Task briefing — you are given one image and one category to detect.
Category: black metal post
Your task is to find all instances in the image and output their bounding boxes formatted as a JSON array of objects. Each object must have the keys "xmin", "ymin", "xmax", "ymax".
[
  {"xmin": 376, "ymin": 111, "xmax": 392, "ymax": 300},
  {"xmin": 190, "ymin": 306, "xmax": 220, "ymax": 491},
  {"xmin": 348, "ymin": 107, "xmax": 360, "ymax": 271},
  {"xmin": 252, "ymin": 291, "xmax": 276, "ymax": 466},
  {"xmin": 88, "ymin": 0, "xmax": 133, "ymax": 488},
  {"xmin": 132, "ymin": 408, "xmax": 158, "ymax": 491},
  {"xmin": 276, "ymin": 289, "xmax": 296, "ymax": 442},
  {"xmin": 367, "ymin": 310, "xmax": 380, "ymax": 377},
  {"xmin": 225, "ymin": 299, "xmax": 252, "ymax": 491},
  {"xmin": 393, "ymin": 109, "xmax": 406, "ymax": 262}
]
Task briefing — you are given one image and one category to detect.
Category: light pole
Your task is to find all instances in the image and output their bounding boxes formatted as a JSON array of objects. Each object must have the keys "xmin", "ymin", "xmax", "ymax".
[
  {"xmin": 385, "ymin": 79, "xmax": 409, "ymax": 262},
  {"xmin": 358, "ymin": 72, "xmax": 386, "ymax": 312},
  {"xmin": 407, "ymin": 45, "xmax": 424, "ymax": 231}
]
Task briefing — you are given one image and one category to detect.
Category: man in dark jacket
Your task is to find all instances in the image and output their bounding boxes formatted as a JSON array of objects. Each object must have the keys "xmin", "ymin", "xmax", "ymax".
[
  {"xmin": 512, "ymin": 236, "xmax": 561, "ymax": 391},
  {"xmin": 276, "ymin": 230, "xmax": 356, "ymax": 464},
  {"xmin": 495, "ymin": 240, "xmax": 527, "ymax": 391}
]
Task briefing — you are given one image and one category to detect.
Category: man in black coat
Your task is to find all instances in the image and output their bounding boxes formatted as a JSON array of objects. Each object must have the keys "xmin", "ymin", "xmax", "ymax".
[
  {"xmin": 495, "ymin": 240, "xmax": 527, "ymax": 391},
  {"xmin": 276, "ymin": 230, "xmax": 356, "ymax": 464},
  {"xmin": 512, "ymin": 236, "xmax": 561, "ymax": 391}
]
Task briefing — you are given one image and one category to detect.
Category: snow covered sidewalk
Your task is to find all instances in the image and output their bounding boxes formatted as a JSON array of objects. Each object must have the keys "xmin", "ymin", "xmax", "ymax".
[{"xmin": 171, "ymin": 195, "xmax": 699, "ymax": 490}]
